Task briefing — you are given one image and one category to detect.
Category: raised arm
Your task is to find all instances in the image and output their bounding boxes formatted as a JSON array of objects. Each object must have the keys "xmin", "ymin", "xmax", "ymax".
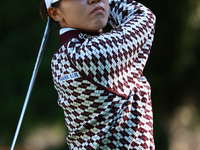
[{"xmin": 68, "ymin": 0, "xmax": 156, "ymax": 98}]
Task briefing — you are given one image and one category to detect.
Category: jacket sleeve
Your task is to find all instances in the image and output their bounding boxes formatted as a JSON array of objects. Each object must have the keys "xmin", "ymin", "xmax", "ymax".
[{"xmin": 68, "ymin": 0, "xmax": 156, "ymax": 98}]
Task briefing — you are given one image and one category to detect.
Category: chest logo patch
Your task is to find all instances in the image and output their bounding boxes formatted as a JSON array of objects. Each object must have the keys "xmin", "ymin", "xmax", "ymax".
[{"xmin": 60, "ymin": 72, "xmax": 81, "ymax": 82}]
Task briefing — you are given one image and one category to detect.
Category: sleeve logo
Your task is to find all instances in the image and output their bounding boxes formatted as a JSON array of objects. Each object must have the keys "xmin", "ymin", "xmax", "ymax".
[{"xmin": 60, "ymin": 72, "xmax": 81, "ymax": 82}]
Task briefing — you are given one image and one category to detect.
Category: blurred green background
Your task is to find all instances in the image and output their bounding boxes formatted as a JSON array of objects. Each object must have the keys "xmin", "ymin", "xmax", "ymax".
[{"xmin": 1, "ymin": 0, "xmax": 200, "ymax": 149}]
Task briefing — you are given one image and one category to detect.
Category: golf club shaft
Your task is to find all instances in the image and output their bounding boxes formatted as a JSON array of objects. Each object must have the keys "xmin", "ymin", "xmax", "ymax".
[{"xmin": 10, "ymin": 18, "xmax": 51, "ymax": 150}]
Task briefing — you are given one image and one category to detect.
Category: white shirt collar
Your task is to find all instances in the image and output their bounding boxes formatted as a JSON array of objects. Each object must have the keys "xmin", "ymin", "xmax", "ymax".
[{"xmin": 60, "ymin": 28, "xmax": 76, "ymax": 35}]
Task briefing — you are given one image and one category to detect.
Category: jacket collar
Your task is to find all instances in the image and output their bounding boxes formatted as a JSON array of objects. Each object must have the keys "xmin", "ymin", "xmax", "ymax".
[{"xmin": 59, "ymin": 29, "xmax": 100, "ymax": 46}]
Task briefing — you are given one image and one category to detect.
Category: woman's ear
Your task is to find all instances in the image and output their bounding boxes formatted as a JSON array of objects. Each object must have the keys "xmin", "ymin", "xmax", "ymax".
[{"xmin": 47, "ymin": 7, "xmax": 61, "ymax": 21}]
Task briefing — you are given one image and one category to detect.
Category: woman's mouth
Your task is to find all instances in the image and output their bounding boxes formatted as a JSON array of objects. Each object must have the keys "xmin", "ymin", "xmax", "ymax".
[{"xmin": 91, "ymin": 6, "xmax": 104, "ymax": 14}]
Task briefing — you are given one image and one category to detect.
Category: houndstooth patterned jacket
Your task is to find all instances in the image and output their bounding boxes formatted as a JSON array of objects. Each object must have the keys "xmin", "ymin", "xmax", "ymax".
[{"xmin": 51, "ymin": 0, "xmax": 156, "ymax": 149}]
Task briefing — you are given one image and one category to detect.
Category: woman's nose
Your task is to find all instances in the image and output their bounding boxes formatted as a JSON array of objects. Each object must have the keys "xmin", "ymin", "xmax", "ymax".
[{"xmin": 88, "ymin": 0, "xmax": 100, "ymax": 4}]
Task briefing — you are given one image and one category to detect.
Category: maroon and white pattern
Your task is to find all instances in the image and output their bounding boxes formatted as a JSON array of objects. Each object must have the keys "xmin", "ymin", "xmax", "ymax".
[{"xmin": 51, "ymin": 0, "xmax": 156, "ymax": 149}]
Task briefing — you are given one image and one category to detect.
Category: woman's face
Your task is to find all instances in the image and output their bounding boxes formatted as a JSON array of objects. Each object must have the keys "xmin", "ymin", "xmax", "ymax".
[{"xmin": 49, "ymin": 0, "xmax": 109, "ymax": 32}]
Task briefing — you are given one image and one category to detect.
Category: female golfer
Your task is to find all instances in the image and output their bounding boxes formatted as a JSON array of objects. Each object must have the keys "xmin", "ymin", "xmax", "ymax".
[{"xmin": 42, "ymin": 0, "xmax": 156, "ymax": 149}]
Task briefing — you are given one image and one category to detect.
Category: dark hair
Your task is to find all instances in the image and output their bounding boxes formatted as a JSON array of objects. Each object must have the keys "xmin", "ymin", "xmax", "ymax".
[{"xmin": 40, "ymin": 0, "xmax": 61, "ymax": 22}]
